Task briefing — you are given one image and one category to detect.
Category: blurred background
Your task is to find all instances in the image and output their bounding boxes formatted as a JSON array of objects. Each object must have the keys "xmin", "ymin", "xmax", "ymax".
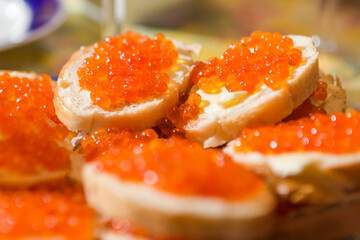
[{"xmin": 0, "ymin": 0, "xmax": 360, "ymax": 107}]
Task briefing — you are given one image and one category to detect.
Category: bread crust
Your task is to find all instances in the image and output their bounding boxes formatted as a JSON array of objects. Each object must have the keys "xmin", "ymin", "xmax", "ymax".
[
  {"xmin": 83, "ymin": 163, "xmax": 276, "ymax": 240},
  {"xmin": 184, "ymin": 35, "xmax": 319, "ymax": 148},
  {"xmin": 224, "ymin": 140, "xmax": 360, "ymax": 204},
  {"xmin": 55, "ymin": 42, "xmax": 198, "ymax": 133}
]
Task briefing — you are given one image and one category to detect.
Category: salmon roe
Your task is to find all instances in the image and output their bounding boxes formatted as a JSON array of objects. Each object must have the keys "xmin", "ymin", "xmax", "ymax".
[
  {"xmin": 157, "ymin": 92, "xmax": 202, "ymax": 137},
  {"xmin": 81, "ymin": 127, "xmax": 158, "ymax": 161},
  {"xmin": 191, "ymin": 31, "xmax": 303, "ymax": 94},
  {"xmin": 77, "ymin": 31, "xmax": 179, "ymax": 109},
  {"xmin": 0, "ymin": 183, "xmax": 95, "ymax": 240},
  {"xmin": 94, "ymin": 137, "xmax": 263, "ymax": 200},
  {"xmin": 312, "ymin": 81, "xmax": 328, "ymax": 103},
  {"xmin": 235, "ymin": 111, "xmax": 360, "ymax": 154},
  {"xmin": 0, "ymin": 73, "xmax": 70, "ymax": 174}
]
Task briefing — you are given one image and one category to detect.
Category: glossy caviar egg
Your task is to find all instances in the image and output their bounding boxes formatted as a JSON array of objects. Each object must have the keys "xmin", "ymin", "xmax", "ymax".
[
  {"xmin": 0, "ymin": 183, "xmax": 95, "ymax": 240},
  {"xmin": 235, "ymin": 111, "xmax": 360, "ymax": 154},
  {"xmin": 0, "ymin": 73, "xmax": 70, "ymax": 175},
  {"xmin": 312, "ymin": 81, "xmax": 328, "ymax": 103},
  {"xmin": 77, "ymin": 31, "xmax": 179, "ymax": 110},
  {"xmin": 191, "ymin": 31, "xmax": 303, "ymax": 94},
  {"xmin": 91, "ymin": 136, "xmax": 263, "ymax": 200}
]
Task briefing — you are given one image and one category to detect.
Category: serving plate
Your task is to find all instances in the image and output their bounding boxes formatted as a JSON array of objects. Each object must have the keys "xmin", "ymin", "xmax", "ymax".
[{"xmin": 0, "ymin": 0, "xmax": 66, "ymax": 51}]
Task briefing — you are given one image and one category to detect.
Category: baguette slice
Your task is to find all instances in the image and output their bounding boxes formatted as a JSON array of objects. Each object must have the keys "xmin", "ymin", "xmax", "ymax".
[
  {"xmin": 55, "ymin": 39, "xmax": 199, "ymax": 133},
  {"xmin": 184, "ymin": 35, "xmax": 319, "ymax": 148},
  {"xmin": 83, "ymin": 162, "xmax": 276, "ymax": 240},
  {"xmin": 224, "ymin": 112, "xmax": 360, "ymax": 205},
  {"xmin": 0, "ymin": 71, "xmax": 72, "ymax": 186}
]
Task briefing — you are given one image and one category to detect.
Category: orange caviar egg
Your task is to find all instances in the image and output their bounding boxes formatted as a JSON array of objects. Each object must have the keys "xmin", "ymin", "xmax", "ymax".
[
  {"xmin": 94, "ymin": 137, "xmax": 263, "ymax": 200},
  {"xmin": 77, "ymin": 31, "xmax": 178, "ymax": 110},
  {"xmin": 235, "ymin": 111, "xmax": 360, "ymax": 154},
  {"xmin": 312, "ymin": 81, "xmax": 328, "ymax": 103},
  {"xmin": 0, "ymin": 184, "xmax": 95, "ymax": 240},
  {"xmin": 158, "ymin": 118, "xmax": 174, "ymax": 136},
  {"xmin": 0, "ymin": 73, "xmax": 70, "ymax": 175},
  {"xmin": 177, "ymin": 93, "xmax": 202, "ymax": 123},
  {"xmin": 191, "ymin": 31, "xmax": 303, "ymax": 94}
]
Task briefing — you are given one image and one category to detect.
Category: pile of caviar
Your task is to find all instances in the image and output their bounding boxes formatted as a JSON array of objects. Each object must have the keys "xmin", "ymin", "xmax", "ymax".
[
  {"xmin": 94, "ymin": 137, "xmax": 263, "ymax": 200},
  {"xmin": 191, "ymin": 31, "xmax": 303, "ymax": 94},
  {"xmin": 0, "ymin": 73, "xmax": 70, "ymax": 174},
  {"xmin": 78, "ymin": 31, "xmax": 179, "ymax": 109},
  {"xmin": 158, "ymin": 93, "xmax": 202, "ymax": 136},
  {"xmin": 235, "ymin": 111, "xmax": 360, "ymax": 154},
  {"xmin": 0, "ymin": 183, "xmax": 95, "ymax": 240},
  {"xmin": 81, "ymin": 127, "xmax": 158, "ymax": 160}
]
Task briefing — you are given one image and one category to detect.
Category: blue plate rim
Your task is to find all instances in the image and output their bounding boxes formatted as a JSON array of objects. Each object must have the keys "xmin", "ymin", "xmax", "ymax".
[{"xmin": 0, "ymin": 0, "xmax": 66, "ymax": 51}]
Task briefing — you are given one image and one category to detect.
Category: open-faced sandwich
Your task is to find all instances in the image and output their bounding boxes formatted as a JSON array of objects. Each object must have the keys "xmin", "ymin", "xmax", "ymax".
[
  {"xmin": 0, "ymin": 71, "xmax": 72, "ymax": 186},
  {"xmin": 55, "ymin": 32, "xmax": 199, "ymax": 133},
  {"xmin": 183, "ymin": 32, "xmax": 319, "ymax": 147},
  {"xmin": 82, "ymin": 128, "xmax": 276, "ymax": 240}
]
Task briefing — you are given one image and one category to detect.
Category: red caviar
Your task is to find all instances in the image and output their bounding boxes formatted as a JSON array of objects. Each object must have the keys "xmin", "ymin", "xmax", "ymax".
[
  {"xmin": 81, "ymin": 128, "xmax": 158, "ymax": 161},
  {"xmin": 94, "ymin": 137, "xmax": 263, "ymax": 200},
  {"xmin": 192, "ymin": 31, "xmax": 303, "ymax": 94},
  {"xmin": 157, "ymin": 93, "xmax": 202, "ymax": 137},
  {"xmin": 0, "ymin": 73, "xmax": 70, "ymax": 175},
  {"xmin": 235, "ymin": 111, "xmax": 360, "ymax": 154},
  {"xmin": 77, "ymin": 31, "xmax": 179, "ymax": 109},
  {"xmin": 0, "ymin": 184, "xmax": 95, "ymax": 240},
  {"xmin": 312, "ymin": 81, "xmax": 328, "ymax": 103}
]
